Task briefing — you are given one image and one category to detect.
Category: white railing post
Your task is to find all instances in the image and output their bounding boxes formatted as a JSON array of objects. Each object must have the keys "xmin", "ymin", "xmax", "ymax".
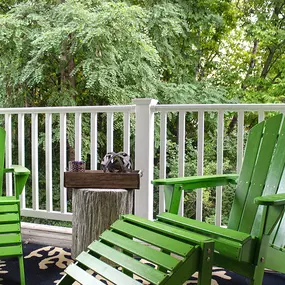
[
  {"xmin": 18, "ymin": 114, "xmax": 26, "ymax": 208},
  {"xmin": 178, "ymin": 111, "xmax": 186, "ymax": 216},
  {"xmin": 215, "ymin": 111, "xmax": 224, "ymax": 226},
  {"xmin": 196, "ymin": 111, "xmax": 205, "ymax": 221},
  {"xmin": 5, "ymin": 114, "xmax": 12, "ymax": 196},
  {"xmin": 133, "ymin": 98, "xmax": 158, "ymax": 220},
  {"xmin": 159, "ymin": 112, "xmax": 167, "ymax": 213},
  {"xmin": 45, "ymin": 114, "xmax": 53, "ymax": 212},
  {"xmin": 60, "ymin": 113, "xmax": 67, "ymax": 213}
]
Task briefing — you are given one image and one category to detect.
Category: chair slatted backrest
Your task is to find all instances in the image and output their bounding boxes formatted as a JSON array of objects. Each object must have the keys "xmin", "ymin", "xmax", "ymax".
[
  {"xmin": 228, "ymin": 114, "xmax": 285, "ymax": 236},
  {"xmin": 267, "ymin": 146, "xmax": 285, "ymax": 248},
  {"xmin": 0, "ymin": 128, "xmax": 5, "ymax": 196}
]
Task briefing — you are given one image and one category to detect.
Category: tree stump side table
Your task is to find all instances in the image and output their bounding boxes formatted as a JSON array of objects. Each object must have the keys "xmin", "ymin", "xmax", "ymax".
[
  {"xmin": 71, "ymin": 188, "xmax": 134, "ymax": 258},
  {"xmin": 64, "ymin": 170, "xmax": 141, "ymax": 258}
]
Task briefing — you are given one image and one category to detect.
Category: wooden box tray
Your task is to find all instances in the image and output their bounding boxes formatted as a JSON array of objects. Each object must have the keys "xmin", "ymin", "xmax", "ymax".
[{"xmin": 64, "ymin": 170, "xmax": 141, "ymax": 189}]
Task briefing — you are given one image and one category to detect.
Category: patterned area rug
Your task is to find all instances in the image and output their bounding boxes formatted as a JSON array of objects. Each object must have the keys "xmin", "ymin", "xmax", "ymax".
[{"xmin": 0, "ymin": 243, "xmax": 284, "ymax": 284}]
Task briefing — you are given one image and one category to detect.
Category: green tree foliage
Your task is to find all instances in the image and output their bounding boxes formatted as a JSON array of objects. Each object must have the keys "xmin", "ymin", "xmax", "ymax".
[
  {"xmin": 0, "ymin": 0, "xmax": 161, "ymax": 107},
  {"xmin": 214, "ymin": 0, "xmax": 285, "ymax": 103},
  {"xmin": 0, "ymin": 0, "xmax": 284, "ymax": 224}
]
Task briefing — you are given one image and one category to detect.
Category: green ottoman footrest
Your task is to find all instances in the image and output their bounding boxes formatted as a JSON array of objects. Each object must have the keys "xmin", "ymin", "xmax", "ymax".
[{"xmin": 58, "ymin": 214, "xmax": 214, "ymax": 285}]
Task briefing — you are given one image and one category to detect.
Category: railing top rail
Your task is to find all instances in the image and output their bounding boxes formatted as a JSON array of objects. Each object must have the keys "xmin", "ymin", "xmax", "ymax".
[
  {"xmin": 2, "ymin": 103, "xmax": 285, "ymax": 115},
  {"xmin": 0, "ymin": 105, "xmax": 135, "ymax": 115},
  {"xmin": 154, "ymin": 104, "xmax": 285, "ymax": 112}
]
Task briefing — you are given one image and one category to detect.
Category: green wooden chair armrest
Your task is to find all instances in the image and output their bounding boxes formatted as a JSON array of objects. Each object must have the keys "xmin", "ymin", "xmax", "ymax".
[
  {"xmin": 152, "ymin": 174, "xmax": 239, "ymax": 190},
  {"xmin": 255, "ymin": 193, "xmax": 285, "ymax": 206},
  {"xmin": 4, "ymin": 165, "xmax": 30, "ymax": 198},
  {"xmin": 6, "ymin": 165, "xmax": 30, "ymax": 176}
]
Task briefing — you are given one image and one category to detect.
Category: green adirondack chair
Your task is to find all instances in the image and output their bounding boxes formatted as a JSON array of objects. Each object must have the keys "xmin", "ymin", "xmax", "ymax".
[
  {"xmin": 0, "ymin": 127, "xmax": 30, "ymax": 285},
  {"xmin": 152, "ymin": 114, "xmax": 285, "ymax": 284}
]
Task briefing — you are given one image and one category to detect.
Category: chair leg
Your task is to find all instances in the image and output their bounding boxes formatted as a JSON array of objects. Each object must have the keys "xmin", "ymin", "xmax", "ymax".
[
  {"xmin": 197, "ymin": 241, "xmax": 214, "ymax": 285},
  {"xmin": 248, "ymin": 264, "xmax": 266, "ymax": 285},
  {"xmin": 249, "ymin": 235, "xmax": 268, "ymax": 285},
  {"xmin": 18, "ymin": 256, "xmax": 26, "ymax": 285}
]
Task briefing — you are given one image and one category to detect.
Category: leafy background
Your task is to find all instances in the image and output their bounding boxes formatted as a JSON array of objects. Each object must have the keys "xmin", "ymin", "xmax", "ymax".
[{"xmin": 0, "ymin": 0, "xmax": 284, "ymax": 225}]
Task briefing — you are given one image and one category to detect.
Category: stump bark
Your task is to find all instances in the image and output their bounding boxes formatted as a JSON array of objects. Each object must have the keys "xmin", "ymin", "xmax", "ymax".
[{"xmin": 72, "ymin": 188, "xmax": 134, "ymax": 258}]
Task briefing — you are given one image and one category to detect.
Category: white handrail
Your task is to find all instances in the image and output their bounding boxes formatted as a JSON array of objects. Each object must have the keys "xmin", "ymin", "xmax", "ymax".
[
  {"xmin": 0, "ymin": 105, "xmax": 135, "ymax": 114},
  {"xmin": 155, "ymin": 104, "xmax": 285, "ymax": 112}
]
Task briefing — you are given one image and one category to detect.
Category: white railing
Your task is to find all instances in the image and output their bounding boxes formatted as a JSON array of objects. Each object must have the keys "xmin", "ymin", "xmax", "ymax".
[
  {"xmin": 153, "ymin": 103, "xmax": 285, "ymax": 226},
  {"xmin": 2, "ymin": 100, "xmax": 285, "ymax": 226},
  {"xmin": 2, "ymin": 105, "xmax": 135, "ymax": 222}
]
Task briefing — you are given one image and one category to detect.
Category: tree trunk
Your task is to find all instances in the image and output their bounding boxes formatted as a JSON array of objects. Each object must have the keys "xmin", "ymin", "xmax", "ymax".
[
  {"xmin": 241, "ymin": 39, "xmax": 259, "ymax": 90},
  {"xmin": 72, "ymin": 188, "xmax": 134, "ymax": 258}
]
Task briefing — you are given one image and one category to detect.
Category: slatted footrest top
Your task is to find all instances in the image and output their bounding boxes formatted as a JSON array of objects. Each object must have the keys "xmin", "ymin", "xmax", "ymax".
[{"xmin": 58, "ymin": 214, "xmax": 214, "ymax": 285}]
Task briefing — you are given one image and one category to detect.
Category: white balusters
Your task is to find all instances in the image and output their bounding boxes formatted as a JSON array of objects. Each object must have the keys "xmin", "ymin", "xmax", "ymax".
[
  {"xmin": 18, "ymin": 113, "xmax": 26, "ymax": 207},
  {"xmin": 123, "ymin": 112, "xmax": 131, "ymax": 155},
  {"xmin": 60, "ymin": 113, "xmax": 67, "ymax": 213},
  {"xmin": 178, "ymin": 111, "xmax": 186, "ymax": 216},
  {"xmin": 258, "ymin": 111, "xmax": 265, "ymax": 123},
  {"xmin": 5, "ymin": 114, "xmax": 12, "ymax": 196},
  {"xmin": 45, "ymin": 113, "xmax": 53, "ymax": 212},
  {"xmin": 215, "ymin": 111, "xmax": 224, "ymax": 226},
  {"xmin": 237, "ymin": 111, "xmax": 244, "ymax": 173},
  {"xmin": 31, "ymin": 113, "xmax": 39, "ymax": 210},
  {"xmin": 107, "ymin": 112, "xmax": 114, "ymax": 153},
  {"xmin": 0, "ymin": 102, "xmax": 282, "ymax": 225},
  {"xmin": 75, "ymin": 113, "xmax": 82, "ymax": 161},
  {"xmin": 196, "ymin": 111, "xmax": 204, "ymax": 221},
  {"xmin": 90, "ymin": 112, "xmax": 98, "ymax": 170},
  {"xmin": 159, "ymin": 112, "xmax": 167, "ymax": 213}
]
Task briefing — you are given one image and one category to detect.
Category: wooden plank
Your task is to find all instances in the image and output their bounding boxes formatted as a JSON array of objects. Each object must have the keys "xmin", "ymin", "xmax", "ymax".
[
  {"xmin": 88, "ymin": 241, "xmax": 167, "ymax": 284},
  {"xmin": 122, "ymin": 214, "xmax": 213, "ymax": 244},
  {"xmin": 0, "ymin": 127, "xmax": 5, "ymax": 196},
  {"xmin": 100, "ymin": 230, "xmax": 180, "ymax": 270},
  {"xmin": 64, "ymin": 170, "xmax": 140, "ymax": 189},
  {"xmin": 77, "ymin": 251, "xmax": 141, "ymax": 285},
  {"xmin": 0, "ymin": 204, "xmax": 18, "ymax": 213},
  {"xmin": 0, "ymin": 245, "xmax": 23, "ymax": 256},
  {"xmin": 157, "ymin": 212, "xmax": 251, "ymax": 243},
  {"xmin": 0, "ymin": 233, "xmax": 21, "ymax": 245},
  {"xmin": 0, "ymin": 223, "xmax": 20, "ymax": 233},
  {"xmin": 261, "ymin": 119, "xmax": 285, "ymax": 197},
  {"xmin": 216, "ymin": 110, "xmax": 224, "ymax": 226},
  {"xmin": 265, "ymin": 246, "xmax": 285, "ymax": 273},
  {"xmin": 111, "ymin": 220, "xmax": 192, "ymax": 256},
  {"xmin": 60, "ymin": 113, "xmax": 67, "ymax": 213},
  {"xmin": 159, "ymin": 111, "xmax": 167, "ymax": 214},
  {"xmin": 0, "ymin": 213, "xmax": 19, "ymax": 223},
  {"xmin": 270, "ymin": 215, "xmax": 285, "ymax": 248},
  {"xmin": 45, "ymin": 113, "xmax": 53, "ymax": 212},
  {"xmin": 178, "ymin": 111, "xmax": 185, "ymax": 216},
  {"xmin": 5, "ymin": 114, "xmax": 13, "ymax": 196},
  {"xmin": 196, "ymin": 110, "xmax": 204, "ymax": 221},
  {"xmin": 228, "ymin": 121, "xmax": 265, "ymax": 231},
  {"xmin": 255, "ymin": 193, "xmax": 285, "ymax": 206},
  {"xmin": 65, "ymin": 263, "xmax": 104, "ymax": 285},
  {"xmin": 121, "ymin": 215, "xmax": 247, "ymax": 260},
  {"xmin": 31, "ymin": 113, "xmax": 39, "ymax": 211},
  {"xmin": 152, "ymin": 174, "xmax": 238, "ymax": 186},
  {"xmin": 239, "ymin": 115, "xmax": 282, "ymax": 233},
  {"xmin": 18, "ymin": 113, "xmax": 26, "ymax": 208},
  {"xmin": 254, "ymin": 119, "xmax": 285, "ymax": 237}
]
